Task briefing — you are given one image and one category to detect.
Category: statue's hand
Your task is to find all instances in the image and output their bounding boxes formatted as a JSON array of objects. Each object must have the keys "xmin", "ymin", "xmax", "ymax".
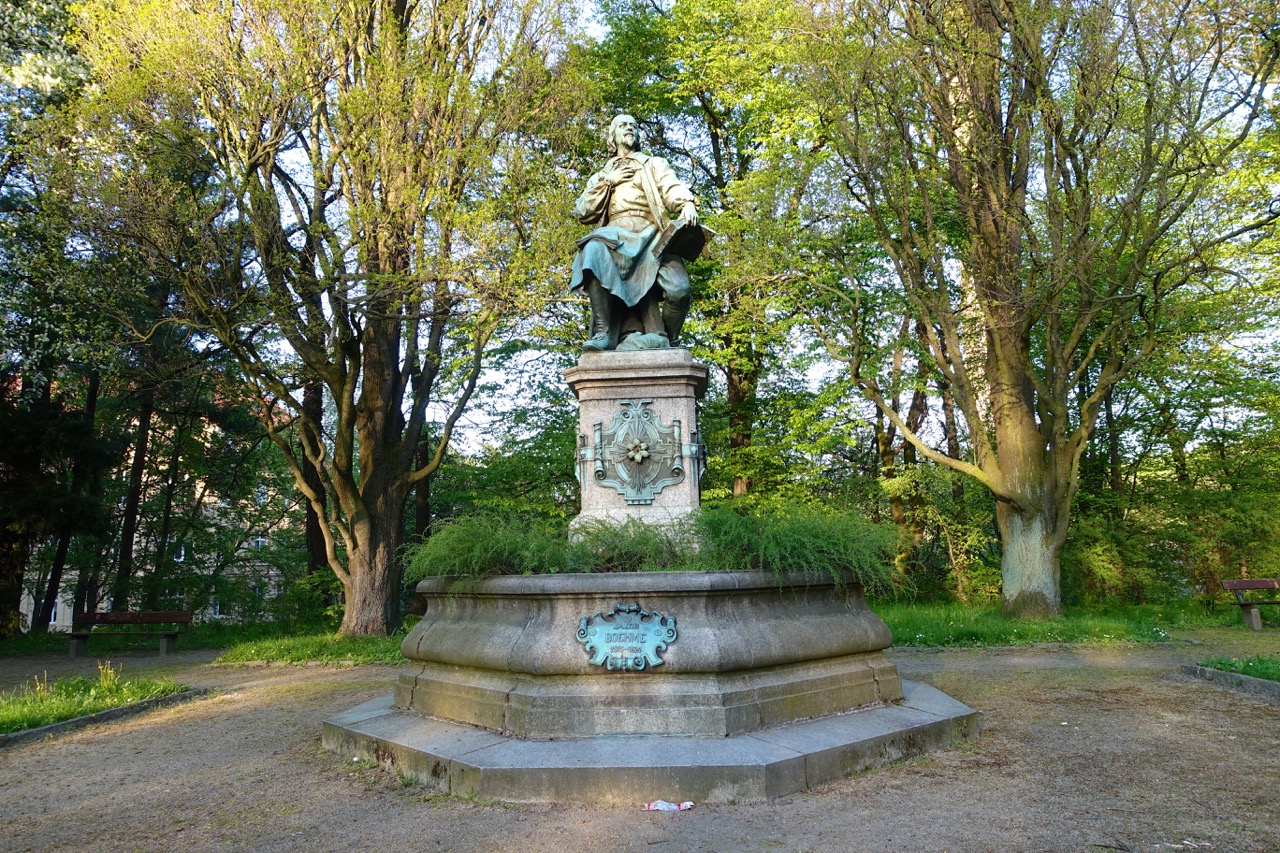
[
  {"xmin": 605, "ymin": 163, "xmax": 638, "ymax": 187},
  {"xmin": 680, "ymin": 203, "xmax": 698, "ymax": 227}
]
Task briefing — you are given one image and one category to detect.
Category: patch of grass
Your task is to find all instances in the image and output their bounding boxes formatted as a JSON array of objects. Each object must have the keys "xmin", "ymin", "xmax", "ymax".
[
  {"xmin": 696, "ymin": 505, "xmax": 896, "ymax": 594},
  {"xmin": 875, "ymin": 599, "xmax": 1242, "ymax": 648},
  {"xmin": 0, "ymin": 618, "xmax": 341, "ymax": 658},
  {"xmin": 1199, "ymin": 654, "xmax": 1280, "ymax": 682},
  {"xmin": 0, "ymin": 617, "xmax": 350, "ymax": 655},
  {"xmin": 405, "ymin": 504, "xmax": 897, "ymax": 593},
  {"xmin": 0, "ymin": 661, "xmax": 188, "ymax": 734},
  {"xmin": 215, "ymin": 630, "xmax": 407, "ymax": 665}
]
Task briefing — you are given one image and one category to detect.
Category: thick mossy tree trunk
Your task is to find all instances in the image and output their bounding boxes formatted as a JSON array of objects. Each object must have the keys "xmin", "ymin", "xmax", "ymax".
[
  {"xmin": 986, "ymin": 320, "xmax": 1071, "ymax": 618},
  {"xmin": 996, "ymin": 501, "xmax": 1062, "ymax": 617},
  {"xmin": 340, "ymin": 500, "xmax": 406, "ymax": 635}
]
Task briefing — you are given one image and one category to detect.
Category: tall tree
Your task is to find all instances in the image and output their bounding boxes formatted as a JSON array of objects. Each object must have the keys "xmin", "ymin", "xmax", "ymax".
[
  {"xmin": 73, "ymin": 0, "xmax": 585, "ymax": 633},
  {"xmin": 798, "ymin": 0, "xmax": 1279, "ymax": 615},
  {"xmin": 0, "ymin": 0, "xmax": 105, "ymax": 636},
  {"xmin": 591, "ymin": 0, "xmax": 812, "ymax": 498}
]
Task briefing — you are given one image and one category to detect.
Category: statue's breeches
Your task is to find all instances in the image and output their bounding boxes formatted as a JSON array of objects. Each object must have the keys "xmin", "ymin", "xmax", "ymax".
[{"xmin": 571, "ymin": 225, "xmax": 690, "ymax": 308}]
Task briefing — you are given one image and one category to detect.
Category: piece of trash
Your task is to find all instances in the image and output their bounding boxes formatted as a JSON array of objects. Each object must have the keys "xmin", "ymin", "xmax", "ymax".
[{"xmin": 643, "ymin": 800, "xmax": 694, "ymax": 811}]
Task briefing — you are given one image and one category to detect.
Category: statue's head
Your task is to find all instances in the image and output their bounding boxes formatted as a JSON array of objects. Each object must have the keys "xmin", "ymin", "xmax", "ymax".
[{"xmin": 606, "ymin": 114, "xmax": 639, "ymax": 156}]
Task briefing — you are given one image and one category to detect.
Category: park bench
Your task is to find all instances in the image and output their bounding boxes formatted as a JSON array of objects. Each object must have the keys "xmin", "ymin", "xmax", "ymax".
[
  {"xmin": 1220, "ymin": 580, "xmax": 1280, "ymax": 631},
  {"xmin": 69, "ymin": 610, "xmax": 193, "ymax": 658}
]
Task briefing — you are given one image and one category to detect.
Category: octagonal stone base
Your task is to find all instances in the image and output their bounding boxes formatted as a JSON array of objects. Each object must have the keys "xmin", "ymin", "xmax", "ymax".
[
  {"xmin": 396, "ymin": 571, "xmax": 902, "ymax": 738},
  {"xmin": 323, "ymin": 680, "xmax": 978, "ymax": 804},
  {"xmin": 323, "ymin": 571, "xmax": 979, "ymax": 802}
]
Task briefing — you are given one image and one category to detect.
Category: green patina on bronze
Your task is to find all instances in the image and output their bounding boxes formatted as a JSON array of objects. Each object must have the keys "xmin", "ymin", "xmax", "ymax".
[
  {"xmin": 580, "ymin": 399, "xmax": 703, "ymax": 506},
  {"xmin": 576, "ymin": 603, "xmax": 678, "ymax": 671}
]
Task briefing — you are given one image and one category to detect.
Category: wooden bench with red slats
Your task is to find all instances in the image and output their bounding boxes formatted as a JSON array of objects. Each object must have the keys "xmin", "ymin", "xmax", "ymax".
[
  {"xmin": 69, "ymin": 610, "xmax": 193, "ymax": 658},
  {"xmin": 1220, "ymin": 580, "xmax": 1279, "ymax": 631}
]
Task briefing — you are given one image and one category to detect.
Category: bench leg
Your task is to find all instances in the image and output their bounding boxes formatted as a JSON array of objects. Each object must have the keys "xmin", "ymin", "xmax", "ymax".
[
  {"xmin": 159, "ymin": 634, "xmax": 177, "ymax": 656},
  {"xmin": 1241, "ymin": 604, "xmax": 1262, "ymax": 631},
  {"xmin": 69, "ymin": 636, "xmax": 87, "ymax": 658}
]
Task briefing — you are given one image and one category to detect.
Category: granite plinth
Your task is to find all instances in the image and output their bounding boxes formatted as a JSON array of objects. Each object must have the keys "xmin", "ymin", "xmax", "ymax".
[
  {"xmin": 322, "ymin": 679, "xmax": 980, "ymax": 804},
  {"xmin": 565, "ymin": 349, "xmax": 708, "ymax": 529},
  {"xmin": 326, "ymin": 571, "xmax": 978, "ymax": 801},
  {"xmin": 397, "ymin": 571, "xmax": 901, "ymax": 737}
]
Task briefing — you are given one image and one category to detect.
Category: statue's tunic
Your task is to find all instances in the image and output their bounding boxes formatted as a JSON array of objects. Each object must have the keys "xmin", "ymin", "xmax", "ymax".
[{"xmin": 570, "ymin": 152, "xmax": 695, "ymax": 308}]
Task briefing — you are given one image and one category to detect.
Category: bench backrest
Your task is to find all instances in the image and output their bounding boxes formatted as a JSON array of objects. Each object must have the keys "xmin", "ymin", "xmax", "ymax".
[
  {"xmin": 86, "ymin": 610, "xmax": 194, "ymax": 626},
  {"xmin": 1221, "ymin": 580, "xmax": 1280, "ymax": 591}
]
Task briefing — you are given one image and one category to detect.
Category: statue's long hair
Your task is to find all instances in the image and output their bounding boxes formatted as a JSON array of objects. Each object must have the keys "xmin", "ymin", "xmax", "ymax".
[{"xmin": 605, "ymin": 114, "xmax": 639, "ymax": 156}]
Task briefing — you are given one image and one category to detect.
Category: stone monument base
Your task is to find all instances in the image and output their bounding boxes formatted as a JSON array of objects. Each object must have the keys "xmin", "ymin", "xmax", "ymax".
[
  {"xmin": 322, "ymin": 571, "xmax": 979, "ymax": 802},
  {"xmin": 323, "ymin": 680, "xmax": 977, "ymax": 804}
]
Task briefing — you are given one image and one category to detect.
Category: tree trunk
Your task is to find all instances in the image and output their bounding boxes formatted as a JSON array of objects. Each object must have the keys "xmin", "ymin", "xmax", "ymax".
[
  {"xmin": 726, "ymin": 357, "xmax": 758, "ymax": 498},
  {"xmin": 938, "ymin": 377, "xmax": 967, "ymax": 516},
  {"xmin": 339, "ymin": 494, "xmax": 405, "ymax": 635},
  {"xmin": 34, "ymin": 371, "xmax": 100, "ymax": 630},
  {"xmin": 414, "ymin": 431, "xmax": 433, "ymax": 542},
  {"xmin": 875, "ymin": 409, "xmax": 907, "ymax": 530},
  {"xmin": 302, "ymin": 380, "xmax": 328, "ymax": 573},
  {"xmin": 1, "ymin": 378, "xmax": 51, "ymax": 637},
  {"xmin": 1104, "ymin": 389, "xmax": 1123, "ymax": 496},
  {"xmin": 0, "ymin": 531, "xmax": 28, "ymax": 638},
  {"xmin": 111, "ymin": 386, "xmax": 154, "ymax": 610},
  {"xmin": 990, "ymin": 432, "xmax": 1065, "ymax": 618},
  {"xmin": 987, "ymin": 321, "xmax": 1066, "ymax": 617},
  {"xmin": 996, "ymin": 498, "xmax": 1062, "ymax": 617},
  {"xmin": 34, "ymin": 373, "xmax": 101, "ymax": 631}
]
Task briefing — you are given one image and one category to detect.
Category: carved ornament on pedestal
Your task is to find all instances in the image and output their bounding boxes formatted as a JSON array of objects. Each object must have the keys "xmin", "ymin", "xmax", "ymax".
[{"xmin": 578, "ymin": 399, "xmax": 705, "ymax": 506}]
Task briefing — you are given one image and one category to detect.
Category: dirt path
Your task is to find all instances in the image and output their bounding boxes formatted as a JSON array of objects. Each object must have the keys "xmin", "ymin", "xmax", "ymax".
[{"xmin": 0, "ymin": 630, "xmax": 1276, "ymax": 853}]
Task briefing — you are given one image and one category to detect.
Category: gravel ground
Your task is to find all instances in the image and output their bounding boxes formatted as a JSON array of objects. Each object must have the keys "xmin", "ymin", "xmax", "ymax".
[{"xmin": 0, "ymin": 629, "xmax": 1277, "ymax": 853}]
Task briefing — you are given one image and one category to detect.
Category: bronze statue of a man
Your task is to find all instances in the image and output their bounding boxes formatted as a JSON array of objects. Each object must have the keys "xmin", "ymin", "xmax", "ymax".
[{"xmin": 570, "ymin": 115, "xmax": 706, "ymax": 352}]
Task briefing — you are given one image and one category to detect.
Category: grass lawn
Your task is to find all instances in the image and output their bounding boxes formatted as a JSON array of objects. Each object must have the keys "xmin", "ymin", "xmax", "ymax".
[
  {"xmin": 0, "ymin": 617, "xmax": 414, "ymax": 665},
  {"xmin": 214, "ymin": 632, "xmax": 407, "ymax": 665},
  {"xmin": 873, "ymin": 599, "xmax": 1247, "ymax": 647},
  {"xmin": 0, "ymin": 619, "xmax": 361, "ymax": 657},
  {"xmin": 0, "ymin": 662, "xmax": 188, "ymax": 734},
  {"xmin": 1198, "ymin": 654, "xmax": 1280, "ymax": 682}
]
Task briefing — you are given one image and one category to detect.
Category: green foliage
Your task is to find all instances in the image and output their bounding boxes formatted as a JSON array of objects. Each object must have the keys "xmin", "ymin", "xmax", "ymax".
[
  {"xmin": 404, "ymin": 503, "xmax": 895, "ymax": 593},
  {"xmin": 0, "ymin": 661, "xmax": 186, "ymax": 734},
  {"xmin": 404, "ymin": 514, "xmax": 697, "ymax": 581},
  {"xmin": 694, "ymin": 504, "xmax": 896, "ymax": 593},
  {"xmin": 1065, "ymin": 340, "xmax": 1280, "ymax": 605},
  {"xmin": 877, "ymin": 600, "xmax": 1241, "ymax": 648},
  {"xmin": 1199, "ymin": 654, "xmax": 1280, "ymax": 683},
  {"xmin": 265, "ymin": 569, "xmax": 345, "ymax": 627},
  {"xmin": 570, "ymin": 519, "xmax": 697, "ymax": 573},
  {"xmin": 1060, "ymin": 514, "xmax": 1184, "ymax": 606},
  {"xmin": 405, "ymin": 515, "xmax": 575, "ymax": 580}
]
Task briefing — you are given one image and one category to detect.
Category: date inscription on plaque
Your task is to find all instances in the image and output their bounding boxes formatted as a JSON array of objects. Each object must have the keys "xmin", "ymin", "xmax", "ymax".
[{"xmin": 576, "ymin": 603, "xmax": 677, "ymax": 671}]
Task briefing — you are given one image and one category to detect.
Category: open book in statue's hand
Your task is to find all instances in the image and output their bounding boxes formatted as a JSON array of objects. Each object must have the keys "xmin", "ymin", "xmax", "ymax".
[{"xmin": 651, "ymin": 217, "xmax": 714, "ymax": 261}]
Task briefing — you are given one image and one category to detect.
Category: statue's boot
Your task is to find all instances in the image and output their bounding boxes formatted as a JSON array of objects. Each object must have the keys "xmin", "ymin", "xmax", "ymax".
[
  {"xmin": 661, "ymin": 299, "xmax": 687, "ymax": 348},
  {"xmin": 637, "ymin": 293, "xmax": 670, "ymax": 348},
  {"xmin": 583, "ymin": 281, "xmax": 615, "ymax": 352}
]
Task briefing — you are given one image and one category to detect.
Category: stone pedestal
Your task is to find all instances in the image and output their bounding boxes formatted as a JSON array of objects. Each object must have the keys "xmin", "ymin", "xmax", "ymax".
[
  {"xmin": 320, "ymin": 351, "xmax": 984, "ymax": 804},
  {"xmin": 395, "ymin": 571, "xmax": 902, "ymax": 738},
  {"xmin": 564, "ymin": 349, "xmax": 708, "ymax": 529},
  {"xmin": 322, "ymin": 571, "xmax": 980, "ymax": 803}
]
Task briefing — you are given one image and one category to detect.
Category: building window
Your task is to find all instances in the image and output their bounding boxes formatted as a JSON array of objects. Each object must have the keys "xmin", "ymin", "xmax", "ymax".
[{"xmin": 251, "ymin": 534, "xmax": 268, "ymax": 551}]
